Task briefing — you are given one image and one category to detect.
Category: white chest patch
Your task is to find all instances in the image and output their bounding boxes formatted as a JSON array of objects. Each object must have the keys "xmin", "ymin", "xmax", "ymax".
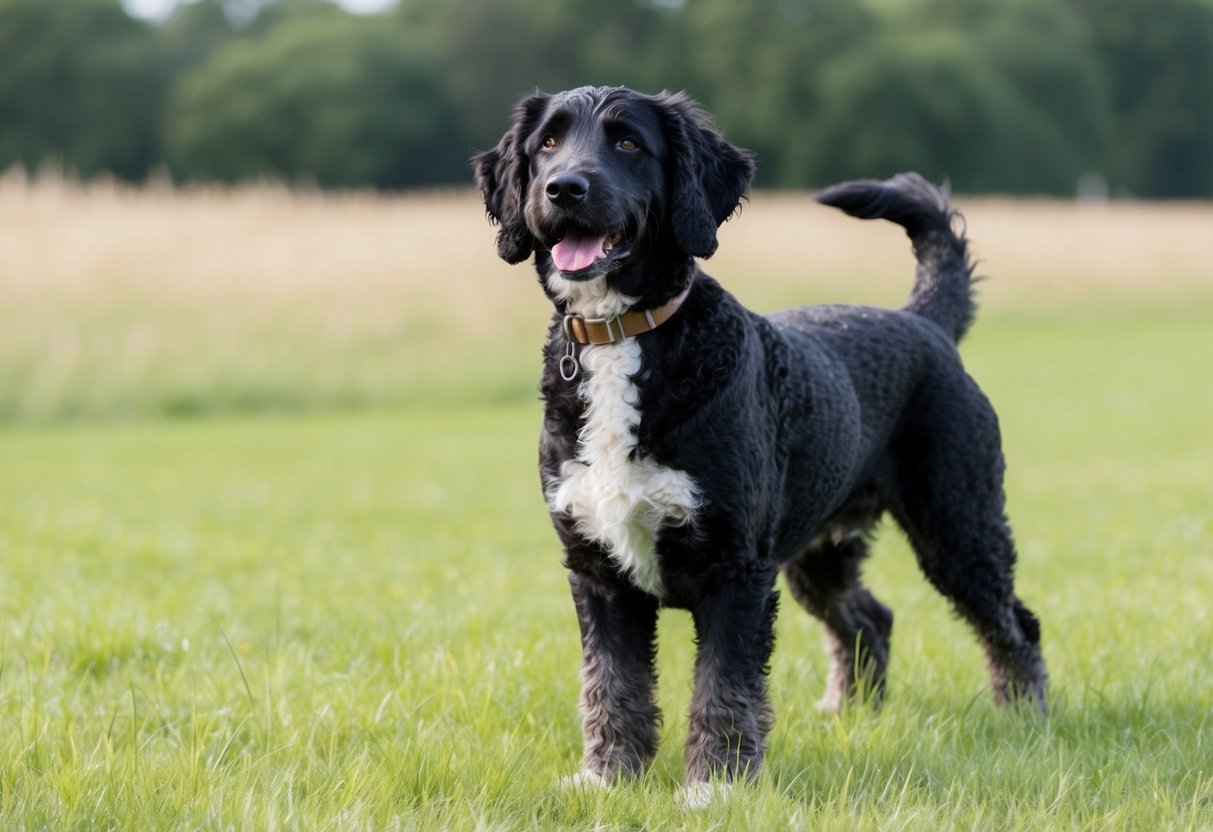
[{"xmin": 548, "ymin": 337, "xmax": 700, "ymax": 597}]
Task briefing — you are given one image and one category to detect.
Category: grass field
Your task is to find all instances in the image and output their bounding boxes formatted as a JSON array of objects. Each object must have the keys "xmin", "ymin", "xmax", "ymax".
[{"xmin": 1, "ymin": 178, "xmax": 1212, "ymax": 829}]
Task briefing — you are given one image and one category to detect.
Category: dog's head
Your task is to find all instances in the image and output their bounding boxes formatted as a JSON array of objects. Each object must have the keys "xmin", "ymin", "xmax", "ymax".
[{"xmin": 473, "ymin": 87, "xmax": 755, "ymax": 304}]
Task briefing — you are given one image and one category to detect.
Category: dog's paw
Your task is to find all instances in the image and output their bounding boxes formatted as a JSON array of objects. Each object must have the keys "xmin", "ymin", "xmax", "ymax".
[
  {"xmin": 558, "ymin": 770, "xmax": 609, "ymax": 790},
  {"xmin": 675, "ymin": 780, "xmax": 732, "ymax": 809},
  {"xmin": 814, "ymin": 691, "xmax": 845, "ymax": 714}
]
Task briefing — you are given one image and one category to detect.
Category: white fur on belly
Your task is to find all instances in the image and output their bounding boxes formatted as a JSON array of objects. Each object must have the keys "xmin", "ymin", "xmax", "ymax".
[{"xmin": 549, "ymin": 325, "xmax": 699, "ymax": 598}]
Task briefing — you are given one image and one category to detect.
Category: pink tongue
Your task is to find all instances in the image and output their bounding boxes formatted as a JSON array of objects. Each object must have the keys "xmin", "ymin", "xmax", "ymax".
[{"xmin": 551, "ymin": 233, "xmax": 607, "ymax": 272}]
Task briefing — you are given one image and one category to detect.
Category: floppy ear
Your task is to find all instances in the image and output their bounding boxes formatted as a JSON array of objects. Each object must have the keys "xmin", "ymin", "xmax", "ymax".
[
  {"xmin": 656, "ymin": 91, "xmax": 756, "ymax": 259},
  {"xmin": 472, "ymin": 93, "xmax": 549, "ymax": 264}
]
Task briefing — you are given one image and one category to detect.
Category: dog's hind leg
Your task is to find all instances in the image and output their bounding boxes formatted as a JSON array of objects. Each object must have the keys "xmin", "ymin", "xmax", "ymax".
[
  {"xmin": 895, "ymin": 500, "xmax": 1047, "ymax": 711},
  {"xmin": 568, "ymin": 568, "xmax": 663, "ymax": 782},
  {"xmin": 783, "ymin": 532, "xmax": 893, "ymax": 712},
  {"xmin": 895, "ymin": 503, "xmax": 1047, "ymax": 711},
  {"xmin": 889, "ymin": 388, "xmax": 1048, "ymax": 711}
]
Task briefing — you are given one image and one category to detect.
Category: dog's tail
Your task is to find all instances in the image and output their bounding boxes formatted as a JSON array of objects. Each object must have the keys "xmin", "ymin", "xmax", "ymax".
[{"xmin": 815, "ymin": 172, "xmax": 976, "ymax": 343}]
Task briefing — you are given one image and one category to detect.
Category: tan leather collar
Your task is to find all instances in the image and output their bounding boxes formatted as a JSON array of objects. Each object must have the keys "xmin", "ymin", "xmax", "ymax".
[{"xmin": 561, "ymin": 285, "xmax": 691, "ymax": 346}]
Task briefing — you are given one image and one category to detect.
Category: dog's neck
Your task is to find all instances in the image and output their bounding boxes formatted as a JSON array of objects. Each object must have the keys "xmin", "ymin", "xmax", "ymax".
[
  {"xmin": 561, "ymin": 284, "xmax": 692, "ymax": 346},
  {"xmin": 545, "ymin": 268, "xmax": 638, "ymax": 320},
  {"xmin": 546, "ymin": 268, "xmax": 693, "ymax": 342}
]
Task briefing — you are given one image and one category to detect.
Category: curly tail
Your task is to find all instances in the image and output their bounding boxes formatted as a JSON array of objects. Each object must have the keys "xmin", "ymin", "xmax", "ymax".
[{"xmin": 816, "ymin": 172, "xmax": 977, "ymax": 343}]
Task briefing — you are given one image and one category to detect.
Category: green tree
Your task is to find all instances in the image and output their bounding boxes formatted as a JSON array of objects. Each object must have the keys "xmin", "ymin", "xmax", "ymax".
[
  {"xmin": 0, "ymin": 0, "xmax": 165, "ymax": 179},
  {"xmin": 164, "ymin": 8, "xmax": 461, "ymax": 187},
  {"xmin": 1, "ymin": 0, "xmax": 1210, "ymax": 194},
  {"xmin": 665, "ymin": 0, "xmax": 876, "ymax": 187},
  {"xmin": 157, "ymin": 0, "xmax": 237, "ymax": 77},
  {"xmin": 807, "ymin": 0, "xmax": 1113, "ymax": 194},
  {"xmin": 1069, "ymin": 0, "xmax": 1213, "ymax": 196}
]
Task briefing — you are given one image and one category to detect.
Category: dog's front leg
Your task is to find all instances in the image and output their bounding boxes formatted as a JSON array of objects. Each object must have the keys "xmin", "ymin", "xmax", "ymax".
[
  {"xmin": 683, "ymin": 573, "xmax": 779, "ymax": 795},
  {"xmin": 567, "ymin": 567, "xmax": 662, "ymax": 784}
]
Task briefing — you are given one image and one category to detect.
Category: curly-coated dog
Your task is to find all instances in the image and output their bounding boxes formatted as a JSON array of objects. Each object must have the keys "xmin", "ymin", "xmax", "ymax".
[{"xmin": 473, "ymin": 86, "xmax": 1047, "ymax": 802}]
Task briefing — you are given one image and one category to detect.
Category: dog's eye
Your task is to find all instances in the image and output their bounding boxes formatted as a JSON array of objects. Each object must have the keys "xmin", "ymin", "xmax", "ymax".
[
  {"xmin": 618, "ymin": 137, "xmax": 639, "ymax": 152},
  {"xmin": 541, "ymin": 135, "xmax": 558, "ymax": 150}
]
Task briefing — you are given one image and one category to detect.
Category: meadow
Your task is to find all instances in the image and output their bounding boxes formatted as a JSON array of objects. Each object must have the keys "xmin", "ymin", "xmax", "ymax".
[{"xmin": 0, "ymin": 175, "xmax": 1211, "ymax": 829}]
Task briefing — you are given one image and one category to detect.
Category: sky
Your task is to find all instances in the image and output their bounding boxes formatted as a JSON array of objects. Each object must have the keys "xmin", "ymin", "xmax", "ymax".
[{"xmin": 123, "ymin": 0, "xmax": 399, "ymax": 20}]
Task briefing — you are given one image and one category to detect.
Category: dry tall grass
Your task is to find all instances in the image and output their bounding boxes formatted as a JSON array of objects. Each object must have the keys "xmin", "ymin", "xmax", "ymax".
[{"xmin": 1, "ymin": 173, "xmax": 1209, "ymax": 421}]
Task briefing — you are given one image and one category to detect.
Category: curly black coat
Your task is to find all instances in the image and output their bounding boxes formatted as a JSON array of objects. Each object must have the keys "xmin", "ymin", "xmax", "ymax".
[{"xmin": 474, "ymin": 86, "xmax": 1046, "ymax": 797}]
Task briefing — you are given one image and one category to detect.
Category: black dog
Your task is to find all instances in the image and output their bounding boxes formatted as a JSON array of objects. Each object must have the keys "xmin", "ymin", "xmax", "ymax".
[{"xmin": 474, "ymin": 86, "xmax": 1046, "ymax": 802}]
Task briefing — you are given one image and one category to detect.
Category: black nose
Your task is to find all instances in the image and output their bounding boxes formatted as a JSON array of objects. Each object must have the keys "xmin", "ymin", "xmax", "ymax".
[{"xmin": 545, "ymin": 172, "xmax": 589, "ymax": 207}]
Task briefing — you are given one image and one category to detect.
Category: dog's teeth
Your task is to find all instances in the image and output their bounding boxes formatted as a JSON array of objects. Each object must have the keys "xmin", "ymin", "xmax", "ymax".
[{"xmin": 602, "ymin": 241, "xmax": 613, "ymax": 254}]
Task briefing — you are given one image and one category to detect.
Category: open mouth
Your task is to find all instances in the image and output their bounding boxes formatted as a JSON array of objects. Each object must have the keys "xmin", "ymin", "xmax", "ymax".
[{"xmin": 548, "ymin": 227, "xmax": 630, "ymax": 280}]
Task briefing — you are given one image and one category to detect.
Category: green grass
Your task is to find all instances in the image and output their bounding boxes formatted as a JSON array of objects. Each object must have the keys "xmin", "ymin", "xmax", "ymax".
[{"xmin": 2, "ymin": 309, "xmax": 1211, "ymax": 830}]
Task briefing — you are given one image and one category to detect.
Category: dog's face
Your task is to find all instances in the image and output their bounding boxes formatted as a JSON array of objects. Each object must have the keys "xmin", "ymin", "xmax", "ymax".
[
  {"xmin": 521, "ymin": 89, "xmax": 668, "ymax": 283},
  {"xmin": 474, "ymin": 87, "xmax": 755, "ymax": 302}
]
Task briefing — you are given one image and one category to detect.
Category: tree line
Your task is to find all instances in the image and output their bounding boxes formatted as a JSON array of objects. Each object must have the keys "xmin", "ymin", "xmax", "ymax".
[{"xmin": 2, "ymin": 0, "xmax": 1211, "ymax": 196}]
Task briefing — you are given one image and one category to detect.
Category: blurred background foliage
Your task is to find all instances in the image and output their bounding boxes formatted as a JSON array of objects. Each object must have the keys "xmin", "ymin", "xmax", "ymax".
[{"xmin": 1, "ymin": 0, "xmax": 1212, "ymax": 196}]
